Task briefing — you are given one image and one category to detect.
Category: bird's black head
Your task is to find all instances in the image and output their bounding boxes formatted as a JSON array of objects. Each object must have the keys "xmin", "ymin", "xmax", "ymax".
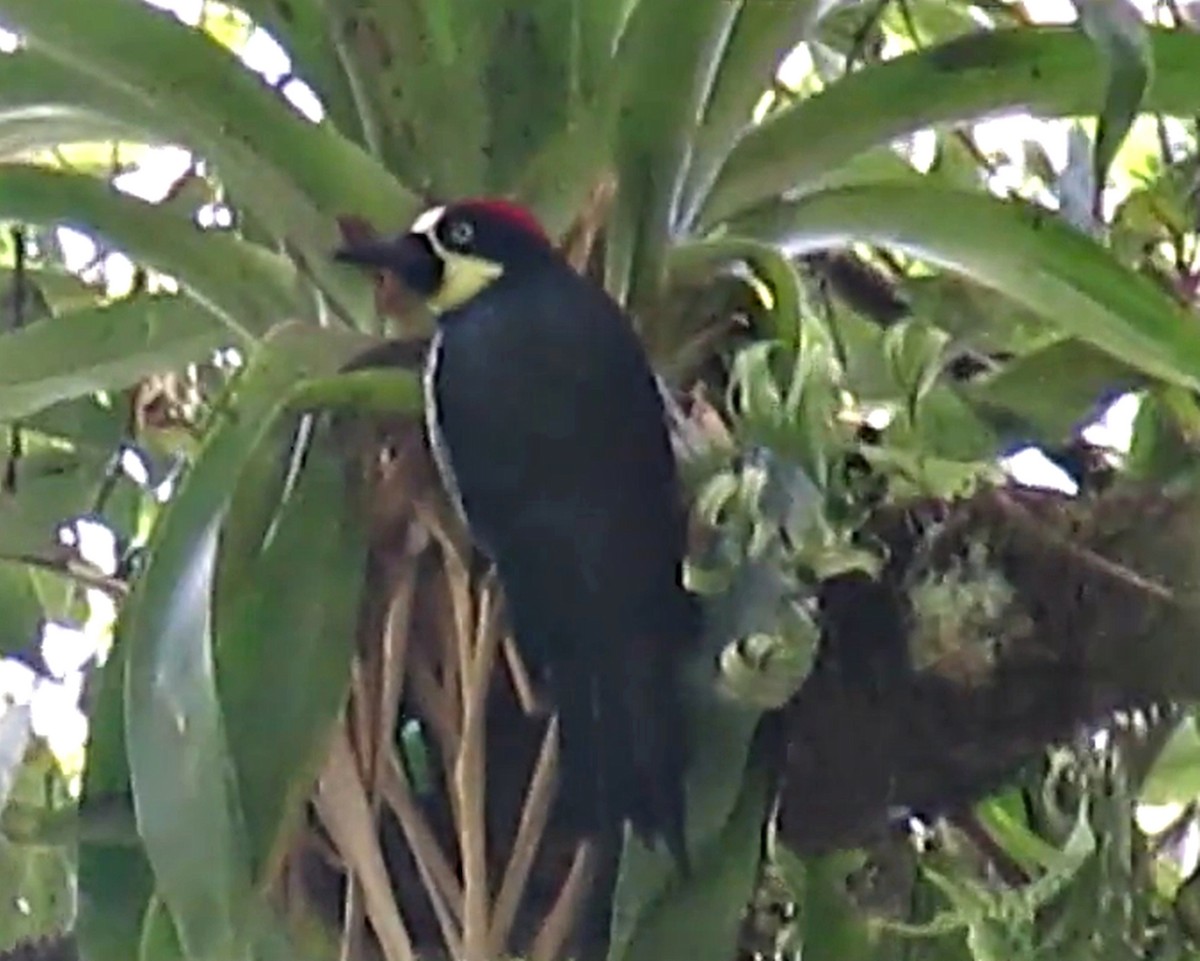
[{"xmin": 334, "ymin": 199, "xmax": 551, "ymax": 314}]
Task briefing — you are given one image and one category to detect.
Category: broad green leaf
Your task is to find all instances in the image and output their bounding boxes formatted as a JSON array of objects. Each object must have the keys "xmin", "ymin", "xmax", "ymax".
[
  {"xmin": 965, "ymin": 338, "xmax": 1144, "ymax": 441},
  {"xmin": 0, "ymin": 297, "xmax": 228, "ymax": 420},
  {"xmin": 330, "ymin": 0, "xmax": 488, "ymax": 196},
  {"xmin": 512, "ymin": 109, "xmax": 612, "ymax": 239},
  {"xmin": 1140, "ymin": 715, "xmax": 1200, "ymax": 805},
  {"xmin": 121, "ymin": 323, "xmax": 372, "ymax": 960},
  {"xmin": 0, "ymin": 3, "xmax": 417, "ymax": 322},
  {"xmin": 610, "ymin": 751, "xmax": 770, "ymax": 961},
  {"xmin": 1072, "ymin": 0, "xmax": 1153, "ymax": 202},
  {"xmin": 0, "ymin": 562, "xmax": 42, "ymax": 656},
  {"xmin": 606, "ymin": 0, "xmax": 740, "ymax": 310},
  {"xmin": 213, "ymin": 420, "xmax": 369, "ymax": 884},
  {"xmin": 78, "ymin": 623, "xmax": 156, "ymax": 961},
  {"xmin": 139, "ymin": 898, "xmax": 186, "ymax": 961},
  {"xmin": 285, "ymin": 367, "xmax": 424, "ymax": 413},
  {"xmin": 125, "ymin": 500, "xmax": 249, "ymax": 961},
  {"xmin": 0, "ymin": 268, "xmax": 104, "ymax": 314},
  {"xmin": 479, "ymin": 0, "xmax": 577, "ymax": 193},
  {"xmin": 0, "ymin": 444, "xmax": 112, "ymax": 558},
  {"xmin": 25, "ymin": 394, "xmax": 131, "ymax": 456},
  {"xmin": 702, "ymin": 27, "xmax": 1200, "ymax": 225},
  {"xmin": 905, "ymin": 274, "xmax": 1052, "ymax": 357},
  {"xmin": 775, "ymin": 849, "xmax": 876, "ymax": 961},
  {"xmin": 0, "ymin": 839, "xmax": 75, "ymax": 953},
  {"xmin": 0, "ymin": 0, "xmax": 412, "ymax": 222},
  {"xmin": 676, "ymin": 0, "xmax": 817, "ymax": 230},
  {"xmin": 689, "ymin": 183, "xmax": 1200, "ymax": 390},
  {"xmin": 0, "ymin": 51, "xmax": 166, "ymax": 141},
  {"xmin": 1125, "ymin": 388, "xmax": 1200, "ymax": 484},
  {"xmin": 0, "ymin": 164, "xmax": 302, "ymax": 338},
  {"xmin": 0, "ymin": 112, "xmax": 150, "ymax": 162},
  {"xmin": 974, "ymin": 794, "xmax": 1069, "ymax": 876}
]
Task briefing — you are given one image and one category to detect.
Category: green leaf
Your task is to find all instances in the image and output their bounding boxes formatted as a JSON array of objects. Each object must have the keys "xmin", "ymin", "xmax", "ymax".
[
  {"xmin": 0, "ymin": 562, "xmax": 43, "ymax": 656},
  {"xmin": 212, "ymin": 420, "xmax": 368, "ymax": 884},
  {"xmin": 610, "ymin": 750, "xmax": 770, "ymax": 961},
  {"xmin": 479, "ymin": 0, "xmax": 578, "ymax": 193},
  {"xmin": 121, "ymin": 323, "xmax": 372, "ymax": 960},
  {"xmin": 1140, "ymin": 715, "xmax": 1200, "ymax": 805},
  {"xmin": 0, "ymin": 297, "xmax": 228, "ymax": 420},
  {"xmin": 286, "ymin": 366, "xmax": 425, "ymax": 414},
  {"xmin": 0, "ymin": 112, "xmax": 149, "ymax": 162},
  {"xmin": 775, "ymin": 849, "xmax": 876, "ymax": 961},
  {"xmin": 0, "ymin": 444, "xmax": 110, "ymax": 558},
  {"xmin": 905, "ymin": 274, "xmax": 1051, "ymax": 357},
  {"xmin": 0, "ymin": 267, "xmax": 104, "ymax": 315},
  {"xmin": 693, "ymin": 183, "xmax": 1200, "ymax": 390},
  {"xmin": 1072, "ymin": 0, "xmax": 1153, "ymax": 202},
  {"xmin": 0, "ymin": 164, "xmax": 302, "ymax": 338},
  {"xmin": 1125, "ymin": 388, "xmax": 1200, "ymax": 484},
  {"xmin": 606, "ymin": 0, "xmax": 741, "ymax": 310},
  {"xmin": 329, "ymin": 0, "xmax": 488, "ymax": 196},
  {"xmin": 0, "ymin": 6, "xmax": 416, "ymax": 323},
  {"xmin": 702, "ymin": 27, "xmax": 1200, "ymax": 225},
  {"xmin": 78, "ymin": 624, "xmax": 156, "ymax": 961},
  {"xmin": 676, "ymin": 0, "xmax": 818, "ymax": 230},
  {"xmin": 974, "ymin": 794, "xmax": 1069, "ymax": 876},
  {"xmin": 0, "ymin": 1, "xmax": 412, "ymax": 222},
  {"xmin": 0, "ymin": 839, "xmax": 75, "ymax": 952},
  {"xmin": 512, "ymin": 110, "xmax": 612, "ymax": 239},
  {"xmin": 965, "ymin": 338, "xmax": 1144, "ymax": 441}
]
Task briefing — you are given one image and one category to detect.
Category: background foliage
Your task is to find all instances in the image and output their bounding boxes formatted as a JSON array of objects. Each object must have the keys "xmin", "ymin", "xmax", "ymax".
[{"xmin": 3, "ymin": 0, "xmax": 1200, "ymax": 959}]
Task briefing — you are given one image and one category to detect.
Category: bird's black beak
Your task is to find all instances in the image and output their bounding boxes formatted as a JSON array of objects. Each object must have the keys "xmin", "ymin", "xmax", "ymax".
[{"xmin": 333, "ymin": 232, "xmax": 444, "ymax": 297}]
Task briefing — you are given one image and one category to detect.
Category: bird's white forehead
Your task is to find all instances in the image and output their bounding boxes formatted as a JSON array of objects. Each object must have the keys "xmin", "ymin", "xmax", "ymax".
[{"xmin": 411, "ymin": 205, "xmax": 446, "ymax": 235}]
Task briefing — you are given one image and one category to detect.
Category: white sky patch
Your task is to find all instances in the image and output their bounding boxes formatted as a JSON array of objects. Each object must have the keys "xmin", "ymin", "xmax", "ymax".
[
  {"xmin": 112, "ymin": 145, "xmax": 194, "ymax": 203},
  {"xmin": 55, "ymin": 227, "xmax": 98, "ymax": 274},
  {"xmin": 282, "ymin": 78, "xmax": 325, "ymax": 122},
  {"xmin": 120, "ymin": 446, "xmax": 152, "ymax": 486},
  {"xmin": 41, "ymin": 624, "xmax": 97, "ymax": 679},
  {"xmin": 0, "ymin": 662, "xmax": 36, "ymax": 707},
  {"xmin": 143, "ymin": 0, "xmax": 203, "ymax": 24},
  {"xmin": 1022, "ymin": 0, "xmax": 1077, "ymax": 22},
  {"xmin": 1002, "ymin": 447, "xmax": 1080, "ymax": 494},
  {"xmin": 242, "ymin": 27, "xmax": 291, "ymax": 84},
  {"xmin": 103, "ymin": 252, "xmax": 138, "ymax": 298},
  {"xmin": 29, "ymin": 677, "xmax": 87, "ymax": 760},
  {"xmin": 777, "ymin": 43, "xmax": 814, "ymax": 91},
  {"xmin": 1083, "ymin": 392, "xmax": 1140, "ymax": 453},
  {"xmin": 63, "ymin": 518, "xmax": 119, "ymax": 575}
]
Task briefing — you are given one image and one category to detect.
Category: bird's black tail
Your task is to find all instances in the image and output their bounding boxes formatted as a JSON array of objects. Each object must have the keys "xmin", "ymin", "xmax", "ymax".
[{"xmin": 553, "ymin": 626, "xmax": 691, "ymax": 876}]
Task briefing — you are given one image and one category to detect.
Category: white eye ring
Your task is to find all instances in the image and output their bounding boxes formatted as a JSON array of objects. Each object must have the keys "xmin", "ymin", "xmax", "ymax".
[{"xmin": 447, "ymin": 220, "xmax": 474, "ymax": 247}]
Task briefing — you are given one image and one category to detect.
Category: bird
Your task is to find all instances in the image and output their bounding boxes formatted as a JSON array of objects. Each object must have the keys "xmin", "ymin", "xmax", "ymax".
[{"xmin": 334, "ymin": 199, "xmax": 696, "ymax": 872}]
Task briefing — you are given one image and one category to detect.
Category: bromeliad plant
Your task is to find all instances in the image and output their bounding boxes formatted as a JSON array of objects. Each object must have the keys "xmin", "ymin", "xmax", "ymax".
[{"xmin": 3, "ymin": 0, "xmax": 1200, "ymax": 959}]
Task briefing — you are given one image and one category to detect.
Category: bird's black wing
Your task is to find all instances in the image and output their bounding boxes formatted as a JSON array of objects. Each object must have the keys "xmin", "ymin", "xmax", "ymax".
[{"xmin": 429, "ymin": 259, "xmax": 693, "ymax": 866}]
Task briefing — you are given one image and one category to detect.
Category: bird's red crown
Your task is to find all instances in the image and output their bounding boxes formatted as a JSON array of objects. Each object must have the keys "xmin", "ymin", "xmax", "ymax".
[{"xmin": 452, "ymin": 198, "xmax": 547, "ymax": 240}]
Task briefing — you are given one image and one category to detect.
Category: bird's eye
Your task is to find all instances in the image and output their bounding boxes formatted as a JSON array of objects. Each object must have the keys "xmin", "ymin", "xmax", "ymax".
[{"xmin": 446, "ymin": 220, "xmax": 474, "ymax": 249}]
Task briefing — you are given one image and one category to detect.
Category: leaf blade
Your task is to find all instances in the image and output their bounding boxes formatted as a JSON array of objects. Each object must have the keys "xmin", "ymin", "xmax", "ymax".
[
  {"xmin": 0, "ymin": 297, "xmax": 228, "ymax": 420},
  {"xmin": 683, "ymin": 184, "xmax": 1200, "ymax": 389},
  {"xmin": 121, "ymin": 323, "xmax": 374, "ymax": 959},
  {"xmin": 702, "ymin": 26, "xmax": 1200, "ymax": 225}
]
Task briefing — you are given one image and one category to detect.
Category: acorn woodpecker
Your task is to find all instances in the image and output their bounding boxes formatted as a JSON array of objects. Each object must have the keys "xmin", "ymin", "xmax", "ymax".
[{"xmin": 335, "ymin": 199, "xmax": 694, "ymax": 870}]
